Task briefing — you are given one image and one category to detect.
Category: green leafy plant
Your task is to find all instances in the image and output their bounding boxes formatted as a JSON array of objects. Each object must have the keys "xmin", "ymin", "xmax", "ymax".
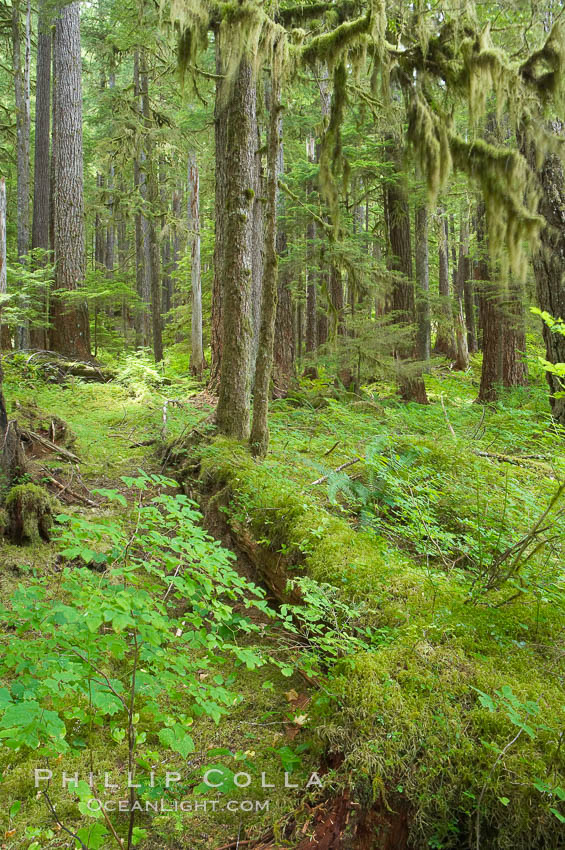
[{"xmin": 0, "ymin": 472, "xmax": 275, "ymax": 848}]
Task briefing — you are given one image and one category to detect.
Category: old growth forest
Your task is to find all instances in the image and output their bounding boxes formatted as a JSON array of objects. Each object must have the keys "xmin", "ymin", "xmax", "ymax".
[{"xmin": 0, "ymin": 0, "xmax": 564, "ymax": 847}]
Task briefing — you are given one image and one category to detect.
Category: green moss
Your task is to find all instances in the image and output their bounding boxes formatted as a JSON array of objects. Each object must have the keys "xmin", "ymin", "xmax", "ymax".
[
  {"xmin": 196, "ymin": 432, "xmax": 565, "ymax": 848},
  {"xmin": 4, "ymin": 483, "xmax": 59, "ymax": 545}
]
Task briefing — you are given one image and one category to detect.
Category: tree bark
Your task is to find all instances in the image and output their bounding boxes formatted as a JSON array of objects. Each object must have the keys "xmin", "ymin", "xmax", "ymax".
[
  {"xmin": 305, "ymin": 134, "xmax": 317, "ymax": 353},
  {"xmin": 12, "ymin": 0, "xmax": 32, "ymax": 349},
  {"xmin": 30, "ymin": 0, "xmax": 51, "ymax": 350},
  {"xmin": 529, "ymin": 135, "xmax": 565, "ymax": 424},
  {"xmin": 188, "ymin": 152, "xmax": 204, "ymax": 376},
  {"xmin": 273, "ymin": 116, "xmax": 293, "ymax": 395},
  {"xmin": 476, "ymin": 206, "xmax": 501, "ymax": 402},
  {"xmin": 250, "ymin": 66, "xmax": 282, "ymax": 457},
  {"xmin": 139, "ymin": 49, "xmax": 163, "ymax": 363},
  {"xmin": 453, "ymin": 215, "xmax": 470, "ymax": 371},
  {"xmin": 384, "ymin": 143, "xmax": 428, "ymax": 403},
  {"xmin": 434, "ymin": 212, "xmax": 456, "ymax": 358},
  {"xmin": 215, "ymin": 53, "xmax": 257, "ymax": 440},
  {"xmin": 414, "ymin": 204, "xmax": 430, "ymax": 361},
  {"xmin": 210, "ymin": 37, "xmax": 226, "ymax": 388},
  {"xmin": 501, "ymin": 279, "xmax": 528, "ymax": 388},
  {"xmin": 50, "ymin": 1, "xmax": 91, "ymax": 359}
]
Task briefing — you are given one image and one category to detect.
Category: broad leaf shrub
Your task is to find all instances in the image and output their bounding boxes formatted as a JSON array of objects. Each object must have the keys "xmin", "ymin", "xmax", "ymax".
[{"xmin": 0, "ymin": 473, "xmax": 280, "ymax": 848}]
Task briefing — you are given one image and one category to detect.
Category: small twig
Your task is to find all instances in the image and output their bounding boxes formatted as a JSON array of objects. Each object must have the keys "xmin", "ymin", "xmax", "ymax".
[
  {"xmin": 323, "ymin": 441, "xmax": 340, "ymax": 457},
  {"xmin": 215, "ymin": 838, "xmax": 252, "ymax": 850},
  {"xmin": 475, "ymin": 729, "xmax": 522, "ymax": 850},
  {"xmin": 440, "ymin": 394, "xmax": 456, "ymax": 437},
  {"xmin": 310, "ymin": 457, "xmax": 360, "ymax": 486},
  {"xmin": 42, "ymin": 470, "xmax": 98, "ymax": 507},
  {"xmin": 43, "ymin": 789, "xmax": 88, "ymax": 850}
]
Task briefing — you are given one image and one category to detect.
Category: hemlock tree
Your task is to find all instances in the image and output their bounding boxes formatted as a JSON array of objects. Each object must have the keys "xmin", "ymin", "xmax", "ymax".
[{"xmin": 51, "ymin": 1, "xmax": 91, "ymax": 359}]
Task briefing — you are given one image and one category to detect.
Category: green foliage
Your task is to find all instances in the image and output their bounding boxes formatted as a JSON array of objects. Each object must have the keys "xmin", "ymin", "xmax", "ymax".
[{"xmin": 0, "ymin": 474, "xmax": 276, "ymax": 844}]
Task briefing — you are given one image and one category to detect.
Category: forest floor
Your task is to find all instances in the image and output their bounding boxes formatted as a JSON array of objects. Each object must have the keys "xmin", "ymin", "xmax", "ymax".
[{"xmin": 0, "ymin": 346, "xmax": 564, "ymax": 850}]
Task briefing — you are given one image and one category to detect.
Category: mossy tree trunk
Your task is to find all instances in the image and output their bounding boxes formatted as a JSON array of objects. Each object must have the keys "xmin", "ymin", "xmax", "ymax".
[
  {"xmin": 273, "ymin": 96, "xmax": 293, "ymax": 394},
  {"xmin": 476, "ymin": 206, "xmax": 501, "ymax": 402},
  {"xmin": 453, "ymin": 214, "xmax": 470, "ymax": 371},
  {"xmin": 139, "ymin": 49, "xmax": 163, "ymax": 364},
  {"xmin": 215, "ymin": 53, "xmax": 257, "ymax": 440},
  {"xmin": 384, "ymin": 142, "xmax": 428, "ymax": 404},
  {"xmin": 188, "ymin": 152, "xmax": 204, "ymax": 377},
  {"xmin": 434, "ymin": 211, "xmax": 457, "ymax": 359},
  {"xmin": 210, "ymin": 37, "xmax": 226, "ymax": 389},
  {"xmin": 250, "ymin": 67, "xmax": 282, "ymax": 457},
  {"xmin": 30, "ymin": 0, "xmax": 50, "ymax": 350},
  {"xmin": 501, "ymin": 279, "xmax": 528, "ymax": 388},
  {"xmin": 530, "ymin": 135, "xmax": 565, "ymax": 425},
  {"xmin": 50, "ymin": 1, "xmax": 91, "ymax": 360},
  {"xmin": 415, "ymin": 203, "xmax": 431, "ymax": 361}
]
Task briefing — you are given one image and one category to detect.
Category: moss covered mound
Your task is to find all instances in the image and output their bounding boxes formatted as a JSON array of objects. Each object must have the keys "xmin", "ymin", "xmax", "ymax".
[
  {"xmin": 196, "ymin": 437, "xmax": 565, "ymax": 850},
  {"xmin": 4, "ymin": 483, "xmax": 59, "ymax": 545}
]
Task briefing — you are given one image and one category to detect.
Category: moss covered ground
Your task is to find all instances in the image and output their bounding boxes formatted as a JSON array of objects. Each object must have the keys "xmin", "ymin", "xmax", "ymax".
[{"xmin": 0, "ymin": 348, "xmax": 563, "ymax": 850}]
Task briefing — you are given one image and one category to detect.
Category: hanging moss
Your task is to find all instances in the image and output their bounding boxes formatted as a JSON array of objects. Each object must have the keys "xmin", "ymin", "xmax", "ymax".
[{"xmin": 4, "ymin": 483, "xmax": 59, "ymax": 546}]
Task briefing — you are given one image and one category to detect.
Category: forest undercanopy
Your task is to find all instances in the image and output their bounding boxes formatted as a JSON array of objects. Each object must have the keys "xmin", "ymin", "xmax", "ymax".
[{"xmin": 0, "ymin": 0, "xmax": 564, "ymax": 848}]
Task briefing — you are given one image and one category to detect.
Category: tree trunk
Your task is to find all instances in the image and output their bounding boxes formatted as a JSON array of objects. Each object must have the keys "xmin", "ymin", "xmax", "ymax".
[
  {"xmin": 50, "ymin": 1, "xmax": 91, "ymax": 359},
  {"xmin": 210, "ymin": 38, "xmax": 226, "ymax": 388},
  {"xmin": 250, "ymin": 66, "xmax": 282, "ymax": 457},
  {"xmin": 273, "ymin": 118, "xmax": 293, "ymax": 395},
  {"xmin": 529, "ymin": 135, "xmax": 565, "ymax": 424},
  {"xmin": 453, "ymin": 215, "xmax": 470, "ymax": 371},
  {"xmin": 414, "ymin": 204, "xmax": 430, "ymax": 361},
  {"xmin": 329, "ymin": 263, "xmax": 344, "ymax": 339},
  {"xmin": 12, "ymin": 0, "xmax": 32, "ymax": 349},
  {"xmin": 30, "ymin": 0, "xmax": 51, "ymax": 350},
  {"xmin": 188, "ymin": 152, "xmax": 204, "ymax": 376},
  {"xmin": 305, "ymin": 134, "xmax": 317, "ymax": 353},
  {"xmin": 0, "ymin": 178, "xmax": 7, "ymax": 341},
  {"xmin": 476, "ymin": 206, "xmax": 501, "ymax": 402},
  {"xmin": 434, "ymin": 212, "xmax": 456, "ymax": 358},
  {"xmin": 139, "ymin": 50, "xmax": 163, "ymax": 363},
  {"xmin": 215, "ymin": 53, "xmax": 257, "ymax": 440},
  {"xmin": 501, "ymin": 279, "xmax": 528, "ymax": 388},
  {"xmin": 384, "ymin": 143, "xmax": 428, "ymax": 403},
  {"xmin": 464, "ymin": 248, "xmax": 478, "ymax": 354},
  {"xmin": 251, "ymin": 106, "xmax": 264, "ymax": 378}
]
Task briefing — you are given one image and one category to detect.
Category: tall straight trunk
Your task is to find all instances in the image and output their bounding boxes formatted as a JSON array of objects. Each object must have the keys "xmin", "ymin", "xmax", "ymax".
[
  {"xmin": 434, "ymin": 212, "xmax": 456, "ymax": 358},
  {"xmin": 159, "ymin": 160, "xmax": 171, "ymax": 319},
  {"xmin": 453, "ymin": 215, "xmax": 470, "ymax": 371},
  {"xmin": 251, "ymin": 106, "xmax": 264, "ymax": 377},
  {"xmin": 105, "ymin": 64, "xmax": 115, "ymax": 275},
  {"xmin": 30, "ymin": 0, "xmax": 51, "ymax": 349},
  {"xmin": 273, "ymin": 118, "xmax": 293, "ymax": 395},
  {"xmin": 464, "ymin": 251, "xmax": 478, "ymax": 354},
  {"xmin": 210, "ymin": 38, "xmax": 226, "ymax": 387},
  {"xmin": 329, "ymin": 264, "xmax": 344, "ymax": 339},
  {"xmin": 414, "ymin": 204, "xmax": 430, "ymax": 361},
  {"xmin": 305, "ymin": 217, "xmax": 317, "ymax": 352},
  {"xmin": 171, "ymin": 184, "xmax": 181, "ymax": 316},
  {"xmin": 0, "ymin": 178, "xmax": 6, "ymax": 333},
  {"xmin": 95, "ymin": 172, "xmax": 105, "ymax": 267},
  {"xmin": 250, "ymin": 67, "xmax": 282, "ymax": 457},
  {"xmin": 139, "ymin": 50, "xmax": 163, "ymax": 363},
  {"xmin": 133, "ymin": 52, "xmax": 147, "ymax": 347},
  {"xmin": 50, "ymin": 1, "xmax": 90, "ymax": 359},
  {"xmin": 188, "ymin": 152, "xmax": 204, "ymax": 376},
  {"xmin": 527, "ymin": 131, "xmax": 565, "ymax": 424},
  {"xmin": 305, "ymin": 134, "xmax": 317, "ymax": 353},
  {"xmin": 476, "ymin": 206, "xmax": 501, "ymax": 402},
  {"xmin": 501, "ymin": 279, "xmax": 528, "ymax": 388},
  {"xmin": 215, "ymin": 52, "xmax": 257, "ymax": 440},
  {"xmin": 12, "ymin": 0, "xmax": 31, "ymax": 348},
  {"xmin": 384, "ymin": 142, "xmax": 428, "ymax": 403}
]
